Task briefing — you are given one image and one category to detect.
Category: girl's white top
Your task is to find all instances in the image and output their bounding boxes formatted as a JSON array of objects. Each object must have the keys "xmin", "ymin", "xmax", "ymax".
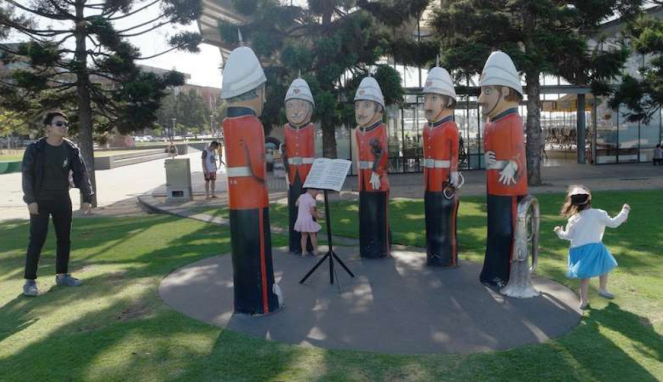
[{"xmin": 555, "ymin": 207, "xmax": 629, "ymax": 248}]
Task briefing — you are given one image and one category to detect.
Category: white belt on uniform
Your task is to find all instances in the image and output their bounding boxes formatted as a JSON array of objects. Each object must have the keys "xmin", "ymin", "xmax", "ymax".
[
  {"xmin": 486, "ymin": 160, "xmax": 508, "ymax": 170},
  {"xmin": 287, "ymin": 157, "xmax": 315, "ymax": 165},
  {"xmin": 227, "ymin": 166, "xmax": 252, "ymax": 177},
  {"xmin": 358, "ymin": 161, "xmax": 374, "ymax": 169},
  {"xmin": 422, "ymin": 159, "xmax": 451, "ymax": 168}
]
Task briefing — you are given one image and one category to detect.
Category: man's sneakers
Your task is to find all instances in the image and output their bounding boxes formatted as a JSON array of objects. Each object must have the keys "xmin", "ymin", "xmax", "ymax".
[
  {"xmin": 56, "ymin": 274, "xmax": 83, "ymax": 287},
  {"xmin": 23, "ymin": 275, "xmax": 82, "ymax": 296},
  {"xmin": 23, "ymin": 280, "xmax": 38, "ymax": 296}
]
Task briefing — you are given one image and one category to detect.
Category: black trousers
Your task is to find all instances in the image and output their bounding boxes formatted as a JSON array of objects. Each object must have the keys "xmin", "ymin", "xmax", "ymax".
[
  {"xmin": 424, "ymin": 191, "xmax": 459, "ymax": 267},
  {"xmin": 287, "ymin": 173, "xmax": 313, "ymax": 253},
  {"xmin": 480, "ymin": 194, "xmax": 525, "ymax": 287},
  {"xmin": 359, "ymin": 191, "xmax": 390, "ymax": 259},
  {"xmin": 24, "ymin": 194, "xmax": 72, "ymax": 280},
  {"xmin": 229, "ymin": 207, "xmax": 281, "ymax": 315}
]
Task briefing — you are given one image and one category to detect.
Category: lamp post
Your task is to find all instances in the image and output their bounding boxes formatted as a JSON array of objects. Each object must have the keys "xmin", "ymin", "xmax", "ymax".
[{"xmin": 170, "ymin": 118, "xmax": 176, "ymax": 142}]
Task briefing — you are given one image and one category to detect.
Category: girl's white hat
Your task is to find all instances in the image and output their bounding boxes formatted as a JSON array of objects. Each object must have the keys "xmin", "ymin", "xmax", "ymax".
[{"xmin": 568, "ymin": 186, "xmax": 590, "ymax": 196}]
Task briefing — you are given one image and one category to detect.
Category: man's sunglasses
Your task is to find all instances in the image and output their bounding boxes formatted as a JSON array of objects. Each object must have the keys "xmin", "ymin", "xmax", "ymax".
[{"xmin": 54, "ymin": 121, "xmax": 69, "ymax": 127}]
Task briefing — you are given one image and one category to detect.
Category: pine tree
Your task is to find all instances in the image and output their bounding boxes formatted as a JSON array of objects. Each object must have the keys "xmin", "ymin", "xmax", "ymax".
[
  {"xmin": 610, "ymin": 7, "xmax": 663, "ymax": 123},
  {"xmin": 217, "ymin": 0, "xmax": 436, "ymax": 158},
  {"xmin": 0, "ymin": 0, "xmax": 202, "ymax": 206},
  {"xmin": 432, "ymin": 0, "xmax": 642, "ymax": 185}
]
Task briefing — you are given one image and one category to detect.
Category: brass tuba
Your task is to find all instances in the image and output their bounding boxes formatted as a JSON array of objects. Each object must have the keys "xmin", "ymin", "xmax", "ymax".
[{"xmin": 500, "ymin": 195, "xmax": 540, "ymax": 298}]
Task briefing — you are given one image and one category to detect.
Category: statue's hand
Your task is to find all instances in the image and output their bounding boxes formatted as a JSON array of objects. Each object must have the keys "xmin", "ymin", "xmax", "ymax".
[{"xmin": 369, "ymin": 172, "xmax": 381, "ymax": 190}]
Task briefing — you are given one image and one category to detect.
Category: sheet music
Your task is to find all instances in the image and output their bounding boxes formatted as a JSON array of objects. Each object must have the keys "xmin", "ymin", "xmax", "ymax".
[{"xmin": 303, "ymin": 158, "xmax": 351, "ymax": 191}]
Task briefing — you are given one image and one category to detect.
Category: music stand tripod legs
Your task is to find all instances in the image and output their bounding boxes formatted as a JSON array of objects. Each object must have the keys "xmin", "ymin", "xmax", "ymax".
[{"xmin": 299, "ymin": 190, "xmax": 354, "ymax": 285}]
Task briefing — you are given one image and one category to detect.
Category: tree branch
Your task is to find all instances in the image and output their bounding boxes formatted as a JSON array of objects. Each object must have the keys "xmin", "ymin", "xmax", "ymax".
[
  {"xmin": 46, "ymin": 0, "xmax": 75, "ymax": 19},
  {"xmin": 116, "ymin": 13, "xmax": 166, "ymax": 33},
  {"xmin": 4, "ymin": 0, "xmax": 73, "ymax": 20},
  {"xmin": 107, "ymin": 0, "xmax": 160, "ymax": 21},
  {"xmin": 119, "ymin": 20, "xmax": 170, "ymax": 38},
  {"xmin": 0, "ymin": 18, "xmax": 70, "ymax": 37},
  {"xmin": 135, "ymin": 46, "xmax": 179, "ymax": 60}
]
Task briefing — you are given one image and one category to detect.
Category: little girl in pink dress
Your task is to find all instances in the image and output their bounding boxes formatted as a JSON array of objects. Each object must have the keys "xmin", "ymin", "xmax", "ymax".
[{"xmin": 294, "ymin": 189, "xmax": 322, "ymax": 257}]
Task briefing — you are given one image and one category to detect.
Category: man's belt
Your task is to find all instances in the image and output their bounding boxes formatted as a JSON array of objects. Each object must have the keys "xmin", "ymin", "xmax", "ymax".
[
  {"xmin": 358, "ymin": 161, "xmax": 374, "ymax": 169},
  {"xmin": 287, "ymin": 157, "xmax": 315, "ymax": 165},
  {"xmin": 423, "ymin": 159, "xmax": 451, "ymax": 169},
  {"xmin": 486, "ymin": 160, "xmax": 508, "ymax": 170},
  {"xmin": 227, "ymin": 166, "xmax": 252, "ymax": 177}
]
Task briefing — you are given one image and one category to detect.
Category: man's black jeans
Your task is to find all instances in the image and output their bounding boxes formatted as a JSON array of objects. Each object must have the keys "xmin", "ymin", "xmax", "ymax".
[{"xmin": 24, "ymin": 194, "xmax": 72, "ymax": 280}]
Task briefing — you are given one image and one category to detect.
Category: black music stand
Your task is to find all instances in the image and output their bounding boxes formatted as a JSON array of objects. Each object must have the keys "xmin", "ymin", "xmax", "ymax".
[{"xmin": 299, "ymin": 189, "xmax": 354, "ymax": 285}]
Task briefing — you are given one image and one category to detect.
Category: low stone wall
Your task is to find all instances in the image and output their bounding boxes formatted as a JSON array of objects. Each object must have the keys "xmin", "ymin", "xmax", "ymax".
[
  {"xmin": 0, "ymin": 161, "xmax": 21, "ymax": 174},
  {"xmin": 95, "ymin": 148, "xmax": 172, "ymax": 170}
]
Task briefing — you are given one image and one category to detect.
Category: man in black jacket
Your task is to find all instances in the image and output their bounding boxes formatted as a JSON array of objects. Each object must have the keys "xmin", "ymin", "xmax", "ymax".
[{"xmin": 21, "ymin": 111, "xmax": 94, "ymax": 296}]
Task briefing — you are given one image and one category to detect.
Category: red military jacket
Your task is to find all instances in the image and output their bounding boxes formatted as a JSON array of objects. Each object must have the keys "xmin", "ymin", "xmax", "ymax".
[
  {"xmin": 223, "ymin": 107, "xmax": 269, "ymax": 210},
  {"xmin": 484, "ymin": 108, "xmax": 528, "ymax": 196},
  {"xmin": 283, "ymin": 122, "xmax": 315, "ymax": 185},
  {"xmin": 423, "ymin": 115, "xmax": 459, "ymax": 192},
  {"xmin": 356, "ymin": 121, "xmax": 390, "ymax": 192}
]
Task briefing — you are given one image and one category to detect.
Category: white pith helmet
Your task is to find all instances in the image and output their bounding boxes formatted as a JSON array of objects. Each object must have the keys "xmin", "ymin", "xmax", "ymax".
[
  {"xmin": 423, "ymin": 67, "xmax": 457, "ymax": 102},
  {"xmin": 221, "ymin": 46, "xmax": 267, "ymax": 99},
  {"xmin": 285, "ymin": 77, "xmax": 314, "ymax": 107},
  {"xmin": 479, "ymin": 51, "xmax": 523, "ymax": 96},
  {"xmin": 354, "ymin": 76, "xmax": 385, "ymax": 109}
]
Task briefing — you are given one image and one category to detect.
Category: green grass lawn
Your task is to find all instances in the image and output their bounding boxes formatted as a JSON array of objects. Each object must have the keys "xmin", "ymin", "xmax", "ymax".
[
  {"xmin": 1, "ymin": 149, "xmax": 160, "ymax": 162},
  {"xmin": 1, "ymin": 190, "xmax": 662, "ymax": 381},
  {"xmin": 0, "ymin": 152, "xmax": 23, "ymax": 161}
]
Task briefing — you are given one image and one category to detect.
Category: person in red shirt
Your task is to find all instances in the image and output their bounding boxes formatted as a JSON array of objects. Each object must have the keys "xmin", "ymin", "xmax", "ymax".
[
  {"xmin": 282, "ymin": 77, "xmax": 316, "ymax": 255},
  {"xmin": 422, "ymin": 66, "xmax": 462, "ymax": 267},
  {"xmin": 478, "ymin": 51, "xmax": 529, "ymax": 288},
  {"xmin": 221, "ymin": 45, "xmax": 282, "ymax": 315},
  {"xmin": 354, "ymin": 76, "xmax": 390, "ymax": 259}
]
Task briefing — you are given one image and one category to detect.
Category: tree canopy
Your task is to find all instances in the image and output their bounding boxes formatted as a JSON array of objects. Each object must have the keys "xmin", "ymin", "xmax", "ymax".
[
  {"xmin": 610, "ymin": 6, "xmax": 663, "ymax": 123},
  {"xmin": 0, "ymin": 0, "xmax": 203, "ymax": 205},
  {"xmin": 432, "ymin": 0, "xmax": 642, "ymax": 185},
  {"xmin": 218, "ymin": 0, "xmax": 434, "ymax": 158}
]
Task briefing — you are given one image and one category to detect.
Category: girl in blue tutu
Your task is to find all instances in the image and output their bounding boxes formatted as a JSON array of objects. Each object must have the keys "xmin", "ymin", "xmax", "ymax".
[{"xmin": 554, "ymin": 185, "xmax": 630, "ymax": 310}]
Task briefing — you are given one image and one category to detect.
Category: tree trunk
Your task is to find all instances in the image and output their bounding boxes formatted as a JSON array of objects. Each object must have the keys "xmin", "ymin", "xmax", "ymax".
[
  {"xmin": 525, "ymin": 70, "xmax": 542, "ymax": 186},
  {"xmin": 320, "ymin": 1, "xmax": 337, "ymax": 158},
  {"xmin": 322, "ymin": 123, "xmax": 337, "ymax": 159},
  {"xmin": 75, "ymin": 0, "xmax": 97, "ymax": 207}
]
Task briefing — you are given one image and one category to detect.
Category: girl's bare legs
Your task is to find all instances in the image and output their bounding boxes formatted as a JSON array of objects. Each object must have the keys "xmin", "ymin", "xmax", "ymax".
[
  {"xmin": 579, "ymin": 278, "xmax": 590, "ymax": 309},
  {"xmin": 310, "ymin": 232, "xmax": 318, "ymax": 256},
  {"xmin": 599, "ymin": 273, "xmax": 614, "ymax": 299},
  {"xmin": 300, "ymin": 233, "xmax": 308, "ymax": 257}
]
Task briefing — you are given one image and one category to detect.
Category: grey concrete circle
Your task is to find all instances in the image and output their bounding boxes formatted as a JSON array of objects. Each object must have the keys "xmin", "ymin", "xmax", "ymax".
[{"xmin": 159, "ymin": 246, "xmax": 581, "ymax": 354}]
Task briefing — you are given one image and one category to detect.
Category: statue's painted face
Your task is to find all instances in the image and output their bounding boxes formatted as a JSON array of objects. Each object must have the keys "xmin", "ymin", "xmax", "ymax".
[
  {"xmin": 478, "ymin": 85, "xmax": 515, "ymax": 119},
  {"xmin": 255, "ymin": 86, "xmax": 266, "ymax": 117},
  {"xmin": 423, "ymin": 93, "xmax": 448, "ymax": 123},
  {"xmin": 285, "ymin": 99, "xmax": 312, "ymax": 126},
  {"xmin": 355, "ymin": 100, "xmax": 382, "ymax": 128}
]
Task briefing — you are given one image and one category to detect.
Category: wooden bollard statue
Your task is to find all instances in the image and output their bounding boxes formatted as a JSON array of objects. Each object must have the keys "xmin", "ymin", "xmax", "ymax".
[
  {"xmin": 478, "ymin": 51, "xmax": 529, "ymax": 288},
  {"xmin": 354, "ymin": 76, "xmax": 390, "ymax": 259},
  {"xmin": 282, "ymin": 76, "xmax": 316, "ymax": 255},
  {"xmin": 422, "ymin": 65, "xmax": 462, "ymax": 267},
  {"xmin": 221, "ymin": 43, "xmax": 282, "ymax": 314}
]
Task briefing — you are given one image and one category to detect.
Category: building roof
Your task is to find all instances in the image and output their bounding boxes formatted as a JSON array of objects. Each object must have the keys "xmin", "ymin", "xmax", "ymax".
[{"xmin": 197, "ymin": 0, "xmax": 246, "ymax": 62}]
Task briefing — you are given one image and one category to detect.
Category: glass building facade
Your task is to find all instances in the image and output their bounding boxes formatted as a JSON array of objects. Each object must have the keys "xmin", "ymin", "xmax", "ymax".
[{"xmin": 316, "ymin": 88, "xmax": 663, "ymax": 175}]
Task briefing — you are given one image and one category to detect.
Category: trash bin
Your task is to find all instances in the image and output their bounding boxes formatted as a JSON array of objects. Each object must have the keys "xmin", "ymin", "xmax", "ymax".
[{"xmin": 165, "ymin": 158, "xmax": 193, "ymax": 202}]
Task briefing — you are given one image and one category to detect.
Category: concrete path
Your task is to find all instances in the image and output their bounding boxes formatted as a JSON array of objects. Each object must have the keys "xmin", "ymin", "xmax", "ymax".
[
  {"xmin": 0, "ymin": 150, "xmax": 207, "ymax": 221},
  {"xmin": 159, "ymin": 246, "xmax": 581, "ymax": 354}
]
